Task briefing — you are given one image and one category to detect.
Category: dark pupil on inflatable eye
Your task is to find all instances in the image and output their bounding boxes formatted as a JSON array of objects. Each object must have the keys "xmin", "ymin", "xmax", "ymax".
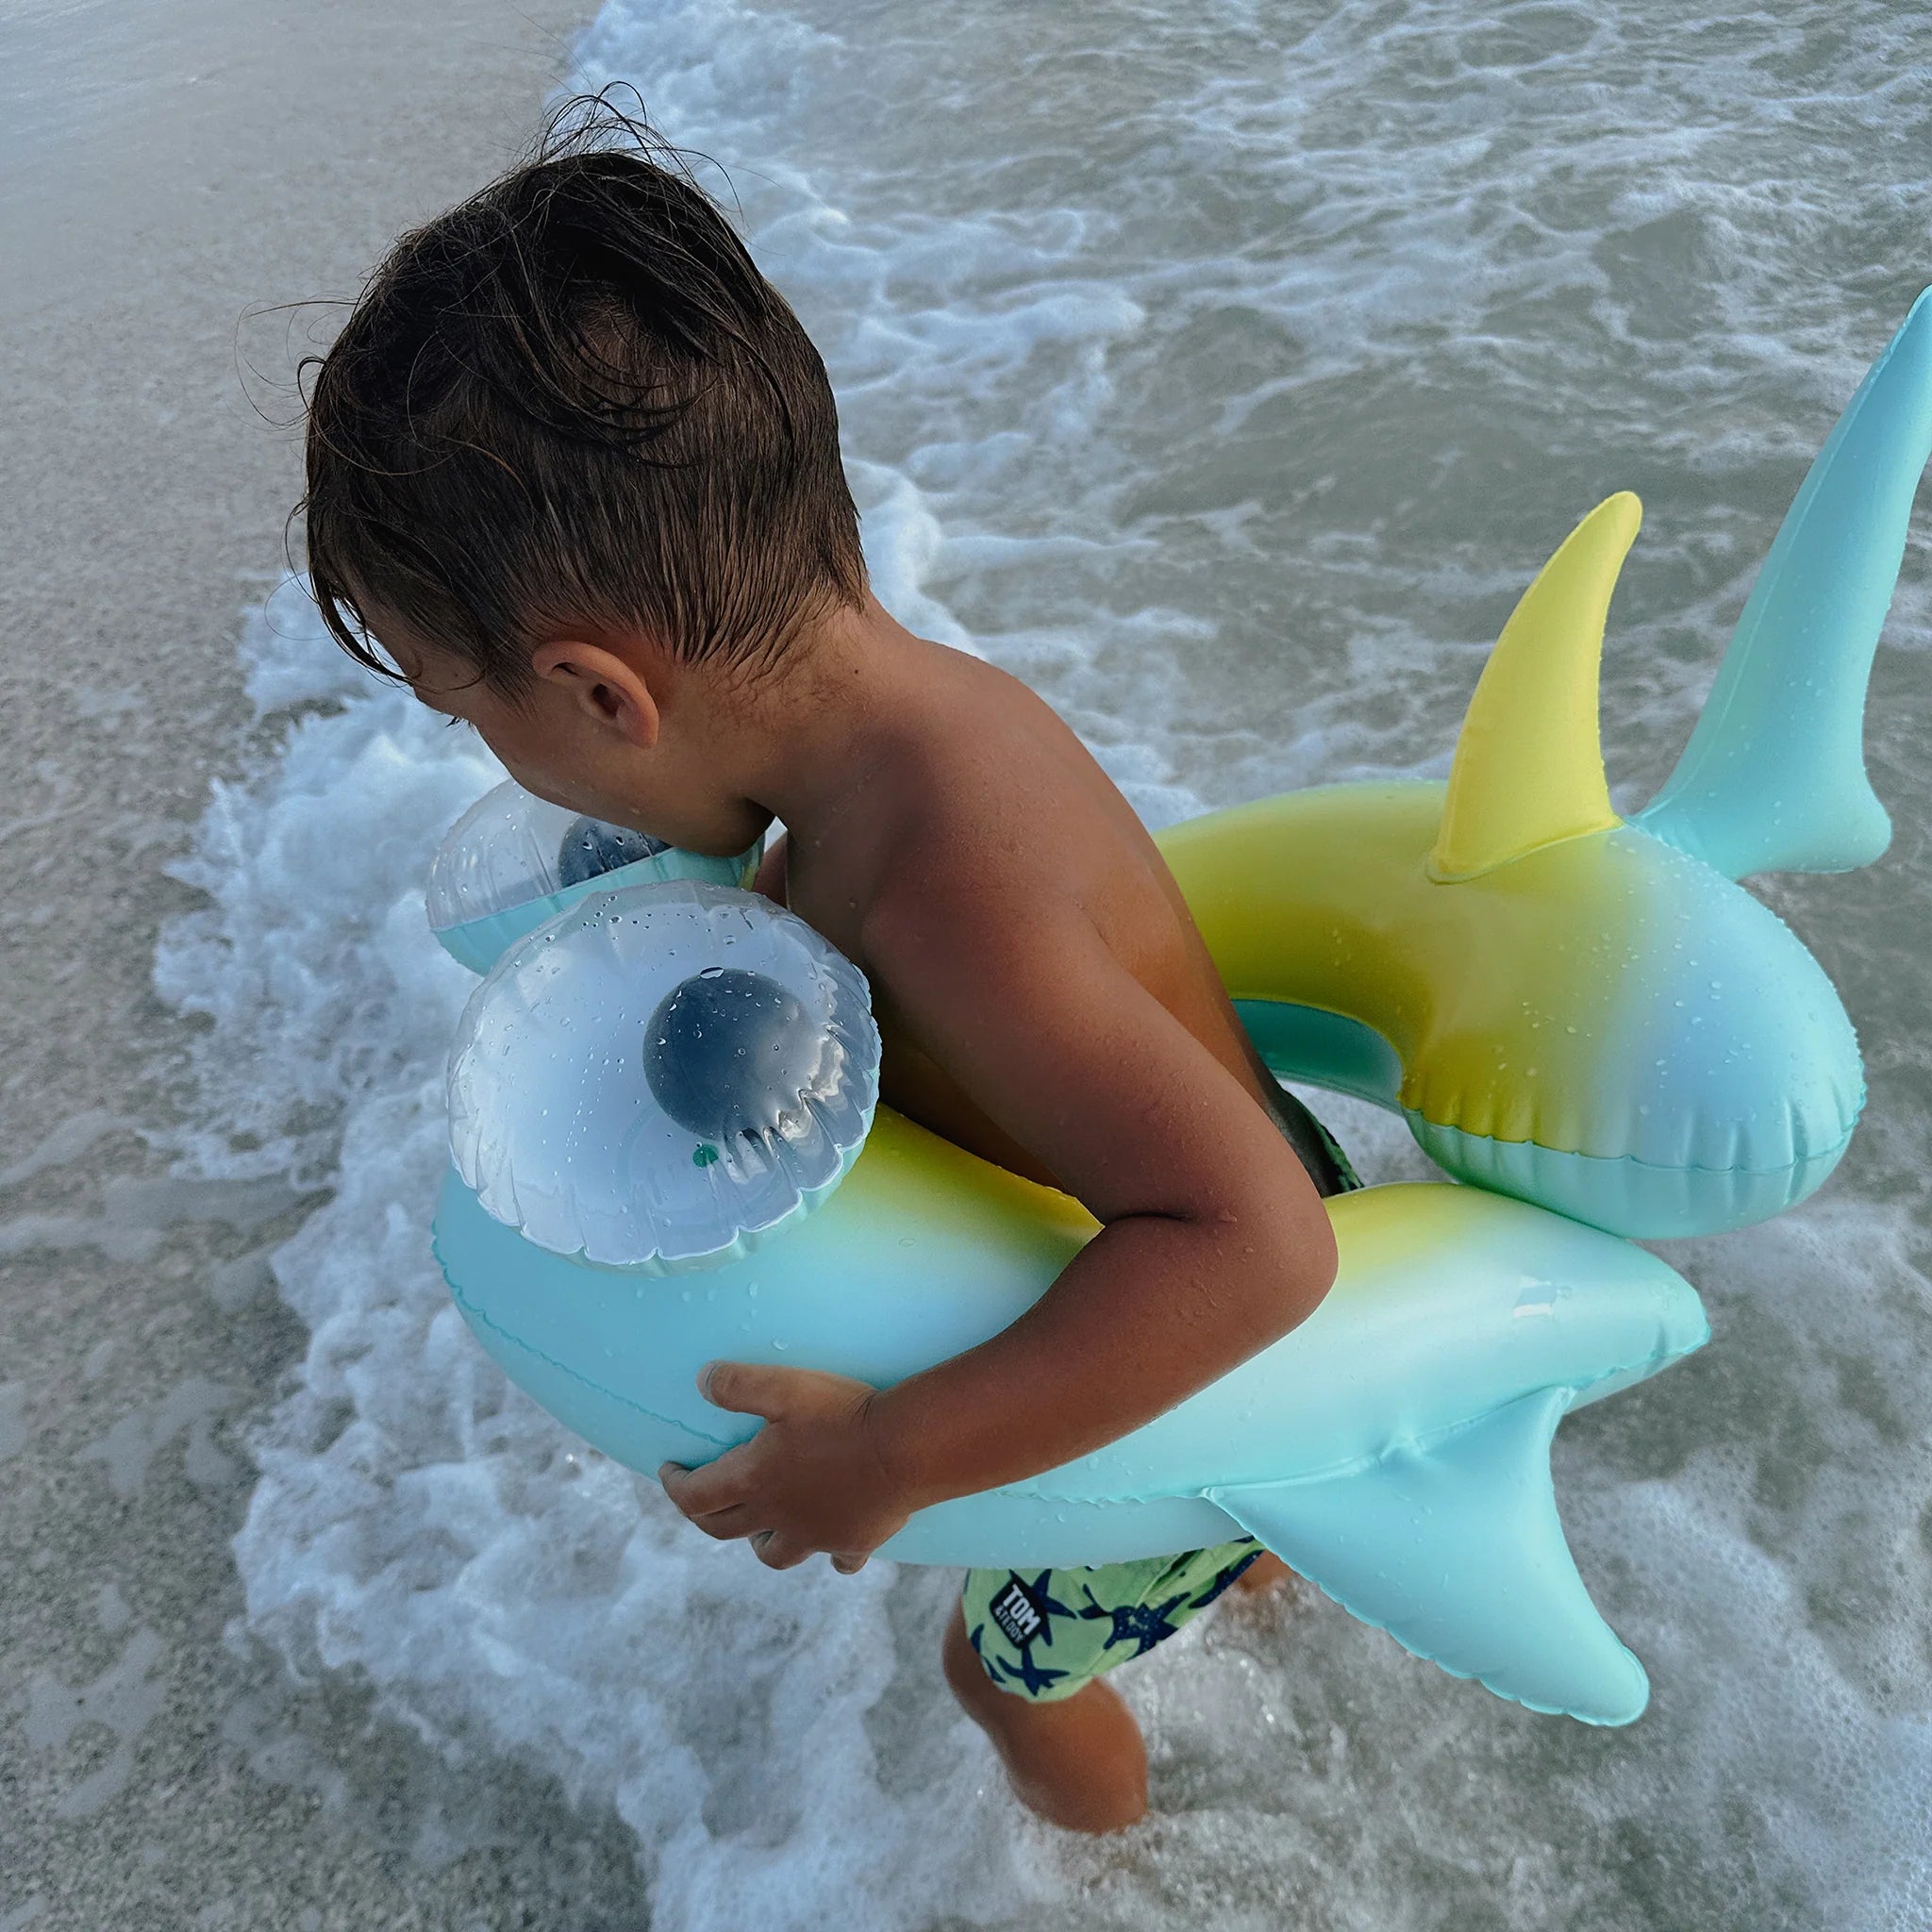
[
  {"xmin": 643, "ymin": 969, "xmax": 831, "ymax": 1145},
  {"xmin": 557, "ymin": 816, "xmax": 670, "ymax": 887}
]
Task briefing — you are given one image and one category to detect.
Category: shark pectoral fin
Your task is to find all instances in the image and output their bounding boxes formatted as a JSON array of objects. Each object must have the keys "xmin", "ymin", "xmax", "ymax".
[{"xmin": 1206, "ymin": 1388, "xmax": 1650, "ymax": 1725}]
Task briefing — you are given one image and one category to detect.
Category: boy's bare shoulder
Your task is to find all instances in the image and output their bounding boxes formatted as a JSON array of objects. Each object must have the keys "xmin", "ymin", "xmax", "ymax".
[
  {"xmin": 861, "ymin": 664, "xmax": 1190, "ymax": 1020},
  {"xmin": 843, "ymin": 649, "xmax": 1324, "ymax": 1213},
  {"xmin": 866, "ymin": 652, "xmax": 1167, "ymax": 933}
]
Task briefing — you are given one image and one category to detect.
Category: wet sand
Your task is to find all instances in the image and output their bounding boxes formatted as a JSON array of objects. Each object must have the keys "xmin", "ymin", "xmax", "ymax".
[{"xmin": 0, "ymin": 2, "xmax": 664, "ymax": 1924}]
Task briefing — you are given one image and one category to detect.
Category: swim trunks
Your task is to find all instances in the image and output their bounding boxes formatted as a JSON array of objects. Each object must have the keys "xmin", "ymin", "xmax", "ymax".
[{"xmin": 961, "ymin": 1091, "xmax": 1360, "ymax": 1702}]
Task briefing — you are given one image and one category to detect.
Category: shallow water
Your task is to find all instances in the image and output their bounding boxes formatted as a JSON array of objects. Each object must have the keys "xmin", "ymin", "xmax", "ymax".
[{"xmin": 158, "ymin": 1, "xmax": 1932, "ymax": 1924}]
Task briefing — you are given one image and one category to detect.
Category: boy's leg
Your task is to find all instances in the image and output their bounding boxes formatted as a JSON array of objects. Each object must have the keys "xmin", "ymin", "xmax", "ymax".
[
  {"xmin": 1233, "ymin": 1549, "xmax": 1295, "ymax": 1594},
  {"xmin": 947, "ymin": 1541, "xmax": 1262, "ymax": 1831},
  {"xmin": 941, "ymin": 1595, "xmax": 1149, "ymax": 1834}
]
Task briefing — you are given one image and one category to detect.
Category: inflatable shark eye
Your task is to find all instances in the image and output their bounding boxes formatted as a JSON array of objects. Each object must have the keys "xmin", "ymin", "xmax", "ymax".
[
  {"xmin": 426, "ymin": 779, "xmax": 762, "ymax": 974},
  {"xmin": 644, "ymin": 967, "xmax": 840, "ymax": 1162},
  {"xmin": 558, "ymin": 816, "xmax": 670, "ymax": 887},
  {"xmin": 446, "ymin": 881, "xmax": 878, "ymax": 1272}
]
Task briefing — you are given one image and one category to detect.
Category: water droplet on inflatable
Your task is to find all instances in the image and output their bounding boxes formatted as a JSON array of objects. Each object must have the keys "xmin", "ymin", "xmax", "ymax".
[{"xmin": 557, "ymin": 815, "xmax": 669, "ymax": 886}]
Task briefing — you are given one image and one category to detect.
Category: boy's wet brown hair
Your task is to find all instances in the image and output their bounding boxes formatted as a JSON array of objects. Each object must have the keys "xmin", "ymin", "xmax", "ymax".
[{"xmin": 298, "ymin": 92, "xmax": 867, "ymax": 704}]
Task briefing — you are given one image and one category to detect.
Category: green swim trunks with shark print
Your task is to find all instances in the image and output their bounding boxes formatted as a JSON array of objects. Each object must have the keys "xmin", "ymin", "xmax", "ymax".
[{"xmin": 962, "ymin": 1092, "xmax": 1361, "ymax": 1703}]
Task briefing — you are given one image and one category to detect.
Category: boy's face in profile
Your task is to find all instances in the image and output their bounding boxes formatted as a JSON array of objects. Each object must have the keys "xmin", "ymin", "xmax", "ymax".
[{"xmin": 377, "ymin": 606, "xmax": 774, "ymax": 859}]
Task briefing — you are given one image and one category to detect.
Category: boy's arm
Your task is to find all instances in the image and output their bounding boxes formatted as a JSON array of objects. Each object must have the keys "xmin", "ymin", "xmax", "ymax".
[
  {"xmin": 658, "ymin": 888, "xmax": 1338, "ymax": 1570},
  {"xmin": 860, "ymin": 891, "xmax": 1339, "ymax": 1495}
]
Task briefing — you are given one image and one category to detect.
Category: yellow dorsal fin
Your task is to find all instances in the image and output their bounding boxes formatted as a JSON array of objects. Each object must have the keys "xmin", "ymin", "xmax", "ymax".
[{"xmin": 1428, "ymin": 492, "xmax": 1639, "ymax": 882}]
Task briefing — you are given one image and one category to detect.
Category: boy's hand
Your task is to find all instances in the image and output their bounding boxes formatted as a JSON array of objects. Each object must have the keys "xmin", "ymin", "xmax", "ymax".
[{"xmin": 657, "ymin": 1360, "xmax": 915, "ymax": 1573}]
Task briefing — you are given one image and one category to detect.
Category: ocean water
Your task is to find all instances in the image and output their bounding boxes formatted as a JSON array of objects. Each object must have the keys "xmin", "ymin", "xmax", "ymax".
[{"xmin": 154, "ymin": 1, "xmax": 1932, "ymax": 1925}]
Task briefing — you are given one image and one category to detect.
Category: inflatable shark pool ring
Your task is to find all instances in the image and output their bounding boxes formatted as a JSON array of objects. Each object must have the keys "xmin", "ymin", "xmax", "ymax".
[
  {"xmin": 425, "ymin": 291, "xmax": 1929, "ymax": 1727},
  {"xmin": 434, "ymin": 876, "xmax": 1707, "ymax": 1726}
]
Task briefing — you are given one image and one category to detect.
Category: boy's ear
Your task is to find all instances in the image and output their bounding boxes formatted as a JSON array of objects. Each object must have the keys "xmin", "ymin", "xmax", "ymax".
[{"xmin": 530, "ymin": 639, "xmax": 662, "ymax": 750}]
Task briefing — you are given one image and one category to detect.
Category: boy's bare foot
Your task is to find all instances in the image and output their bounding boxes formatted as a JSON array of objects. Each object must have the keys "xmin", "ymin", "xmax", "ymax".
[
  {"xmin": 1232, "ymin": 1551, "xmax": 1295, "ymax": 1596},
  {"xmin": 941, "ymin": 1599, "xmax": 1147, "ymax": 1834}
]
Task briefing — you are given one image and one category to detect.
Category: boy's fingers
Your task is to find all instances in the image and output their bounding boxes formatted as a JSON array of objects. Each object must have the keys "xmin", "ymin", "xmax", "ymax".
[
  {"xmin": 686, "ymin": 1502, "xmax": 760, "ymax": 1541},
  {"xmin": 697, "ymin": 1358, "xmax": 792, "ymax": 1416},
  {"xmin": 658, "ymin": 1457, "xmax": 745, "ymax": 1517},
  {"xmin": 752, "ymin": 1529, "xmax": 811, "ymax": 1572}
]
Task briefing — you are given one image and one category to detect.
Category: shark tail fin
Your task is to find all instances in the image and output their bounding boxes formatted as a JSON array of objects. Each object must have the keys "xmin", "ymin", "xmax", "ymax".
[
  {"xmin": 1208, "ymin": 1387, "xmax": 1649, "ymax": 1725},
  {"xmin": 1427, "ymin": 494, "xmax": 1638, "ymax": 882},
  {"xmin": 1635, "ymin": 289, "xmax": 1932, "ymax": 878}
]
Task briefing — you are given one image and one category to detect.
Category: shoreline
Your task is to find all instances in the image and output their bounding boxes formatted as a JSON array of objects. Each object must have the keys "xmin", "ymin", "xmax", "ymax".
[{"xmin": 0, "ymin": 3, "xmax": 667, "ymax": 1924}]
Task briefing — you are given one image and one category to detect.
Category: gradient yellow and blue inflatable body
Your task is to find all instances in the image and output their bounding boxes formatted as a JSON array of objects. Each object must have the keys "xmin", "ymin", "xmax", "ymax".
[
  {"xmin": 425, "ymin": 290, "xmax": 1930, "ymax": 1728},
  {"xmin": 434, "ymin": 1080, "xmax": 1707, "ymax": 1728},
  {"xmin": 1163, "ymin": 290, "xmax": 1932, "ymax": 1238}
]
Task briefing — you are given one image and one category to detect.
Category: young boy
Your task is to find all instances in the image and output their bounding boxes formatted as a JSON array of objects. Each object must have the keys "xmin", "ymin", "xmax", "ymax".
[{"xmin": 301, "ymin": 102, "xmax": 1355, "ymax": 1835}]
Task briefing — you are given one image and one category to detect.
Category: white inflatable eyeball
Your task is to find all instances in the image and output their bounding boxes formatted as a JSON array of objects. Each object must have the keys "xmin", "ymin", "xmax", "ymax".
[
  {"xmin": 426, "ymin": 779, "xmax": 763, "ymax": 974},
  {"xmin": 447, "ymin": 880, "xmax": 878, "ymax": 1271}
]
